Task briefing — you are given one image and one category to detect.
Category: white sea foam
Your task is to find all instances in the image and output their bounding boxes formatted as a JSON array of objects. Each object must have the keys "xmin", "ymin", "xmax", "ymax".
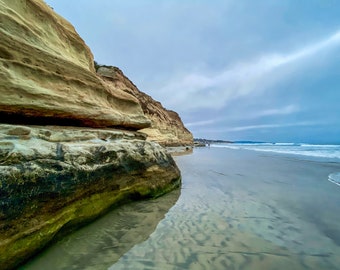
[
  {"xmin": 300, "ymin": 143, "xmax": 340, "ymax": 148},
  {"xmin": 328, "ymin": 173, "xmax": 340, "ymax": 187},
  {"xmin": 210, "ymin": 142, "xmax": 340, "ymax": 160},
  {"xmin": 274, "ymin": 142, "xmax": 298, "ymax": 146}
]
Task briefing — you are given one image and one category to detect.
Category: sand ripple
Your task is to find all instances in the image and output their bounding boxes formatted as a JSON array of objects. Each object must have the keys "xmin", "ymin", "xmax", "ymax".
[{"xmin": 22, "ymin": 148, "xmax": 340, "ymax": 270}]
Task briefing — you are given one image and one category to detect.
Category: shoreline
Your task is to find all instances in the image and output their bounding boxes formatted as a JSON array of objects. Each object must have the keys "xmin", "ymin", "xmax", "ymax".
[{"xmin": 23, "ymin": 146, "xmax": 340, "ymax": 269}]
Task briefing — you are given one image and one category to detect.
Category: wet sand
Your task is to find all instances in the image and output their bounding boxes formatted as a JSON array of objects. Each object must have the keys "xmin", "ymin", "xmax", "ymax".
[
  {"xmin": 20, "ymin": 190, "xmax": 181, "ymax": 270},
  {"xmin": 22, "ymin": 147, "xmax": 340, "ymax": 270}
]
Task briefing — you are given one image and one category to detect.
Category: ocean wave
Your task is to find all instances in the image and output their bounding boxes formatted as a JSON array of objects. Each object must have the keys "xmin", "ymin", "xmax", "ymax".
[
  {"xmin": 300, "ymin": 143, "xmax": 340, "ymax": 148},
  {"xmin": 328, "ymin": 173, "xmax": 340, "ymax": 187},
  {"xmin": 210, "ymin": 144, "xmax": 241, "ymax": 150},
  {"xmin": 274, "ymin": 142, "xmax": 300, "ymax": 146},
  {"xmin": 210, "ymin": 143, "xmax": 340, "ymax": 160}
]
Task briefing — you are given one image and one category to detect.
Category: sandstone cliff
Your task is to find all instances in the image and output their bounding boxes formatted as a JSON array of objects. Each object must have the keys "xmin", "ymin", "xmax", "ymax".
[
  {"xmin": 0, "ymin": 0, "xmax": 150, "ymax": 129},
  {"xmin": 0, "ymin": 1, "xmax": 184, "ymax": 269},
  {"xmin": 97, "ymin": 66, "xmax": 194, "ymax": 146}
]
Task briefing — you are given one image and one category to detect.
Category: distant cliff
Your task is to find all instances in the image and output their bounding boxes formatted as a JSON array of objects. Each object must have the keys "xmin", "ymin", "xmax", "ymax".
[
  {"xmin": 97, "ymin": 66, "xmax": 193, "ymax": 146},
  {"xmin": 0, "ymin": 1, "xmax": 184, "ymax": 269}
]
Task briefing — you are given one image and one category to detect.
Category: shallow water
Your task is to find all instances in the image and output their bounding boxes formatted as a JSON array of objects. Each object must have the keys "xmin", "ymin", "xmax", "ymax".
[{"xmin": 22, "ymin": 147, "xmax": 340, "ymax": 270}]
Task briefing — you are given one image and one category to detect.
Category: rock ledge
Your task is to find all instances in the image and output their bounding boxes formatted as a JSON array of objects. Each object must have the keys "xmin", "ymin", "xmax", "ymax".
[{"xmin": 0, "ymin": 125, "xmax": 180, "ymax": 269}]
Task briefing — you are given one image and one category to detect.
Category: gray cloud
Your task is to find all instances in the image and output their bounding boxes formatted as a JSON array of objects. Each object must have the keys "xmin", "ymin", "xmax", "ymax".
[
  {"xmin": 45, "ymin": 0, "xmax": 340, "ymax": 143},
  {"xmin": 158, "ymin": 30, "xmax": 340, "ymax": 112}
]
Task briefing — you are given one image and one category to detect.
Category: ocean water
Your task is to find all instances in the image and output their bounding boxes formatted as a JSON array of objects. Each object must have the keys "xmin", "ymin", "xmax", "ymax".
[
  {"xmin": 22, "ymin": 147, "xmax": 340, "ymax": 270},
  {"xmin": 211, "ymin": 142, "xmax": 340, "ymax": 187},
  {"xmin": 211, "ymin": 142, "xmax": 340, "ymax": 161},
  {"xmin": 328, "ymin": 172, "xmax": 340, "ymax": 186}
]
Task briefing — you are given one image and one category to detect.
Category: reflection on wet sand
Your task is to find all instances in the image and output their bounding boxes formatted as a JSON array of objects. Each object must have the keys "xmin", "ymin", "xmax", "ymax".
[
  {"xmin": 21, "ymin": 189, "xmax": 180, "ymax": 270},
  {"xmin": 22, "ymin": 147, "xmax": 340, "ymax": 270},
  {"xmin": 110, "ymin": 147, "xmax": 340, "ymax": 270}
]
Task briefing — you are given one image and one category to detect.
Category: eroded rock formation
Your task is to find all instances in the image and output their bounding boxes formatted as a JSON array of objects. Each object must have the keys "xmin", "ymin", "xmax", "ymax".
[
  {"xmin": 0, "ymin": 125, "xmax": 180, "ymax": 269},
  {"xmin": 0, "ymin": 0, "xmax": 185, "ymax": 269},
  {"xmin": 0, "ymin": 0, "xmax": 150, "ymax": 129},
  {"xmin": 97, "ymin": 66, "xmax": 193, "ymax": 146}
]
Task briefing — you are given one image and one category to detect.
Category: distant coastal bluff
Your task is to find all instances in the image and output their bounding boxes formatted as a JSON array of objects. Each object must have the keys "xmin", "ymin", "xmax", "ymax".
[{"xmin": 0, "ymin": 1, "xmax": 192, "ymax": 269}]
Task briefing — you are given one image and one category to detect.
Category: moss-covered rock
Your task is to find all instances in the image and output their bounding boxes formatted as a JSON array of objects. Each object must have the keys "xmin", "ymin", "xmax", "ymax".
[{"xmin": 0, "ymin": 125, "xmax": 181, "ymax": 270}]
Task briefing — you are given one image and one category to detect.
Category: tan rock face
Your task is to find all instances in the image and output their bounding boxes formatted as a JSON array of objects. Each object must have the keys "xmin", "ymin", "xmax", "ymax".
[
  {"xmin": 97, "ymin": 66, "xmax": 194, "ymax": 146},
  {"xmin": 0, "ymin": 0, "xmax": 150, "ymax": 129},
  {"xmin": 0, "ymin": 1, "xmax": 187, "ymax": 268}
]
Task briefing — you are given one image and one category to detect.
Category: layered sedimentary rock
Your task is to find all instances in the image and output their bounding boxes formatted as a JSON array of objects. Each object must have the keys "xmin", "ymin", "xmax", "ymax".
[
  {"xmin": 0, "ymin": 1, "xmax": 183, "ymax": 269},
  {"xmin": 0, "ymin": 125, "xmax": 180, "ymax": 269},
  {"xmin": 97, "ymin": 66, "xmax": 193, "ymax": 146},
  {"xmin": 0, "ymin": 0, "xmax": 150, "ymax": 129}
]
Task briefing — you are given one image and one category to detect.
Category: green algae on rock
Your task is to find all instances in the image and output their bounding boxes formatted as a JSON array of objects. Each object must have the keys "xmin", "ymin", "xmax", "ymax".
[{"xmin": 0, "ymin": 125, "xmax": 181, "ymax": 270}]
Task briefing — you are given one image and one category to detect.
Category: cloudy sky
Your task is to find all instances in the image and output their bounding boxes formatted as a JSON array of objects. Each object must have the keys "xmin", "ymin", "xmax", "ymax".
[{"xmin": 45, "ymin": 0, "xmax": 340, "ymax": 143}]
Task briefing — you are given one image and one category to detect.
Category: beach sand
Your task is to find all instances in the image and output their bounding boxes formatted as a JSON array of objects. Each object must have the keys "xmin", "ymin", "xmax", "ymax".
[{"xmin": 22, "ymin": 147, "xmax": 340, "ymax": 270}]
